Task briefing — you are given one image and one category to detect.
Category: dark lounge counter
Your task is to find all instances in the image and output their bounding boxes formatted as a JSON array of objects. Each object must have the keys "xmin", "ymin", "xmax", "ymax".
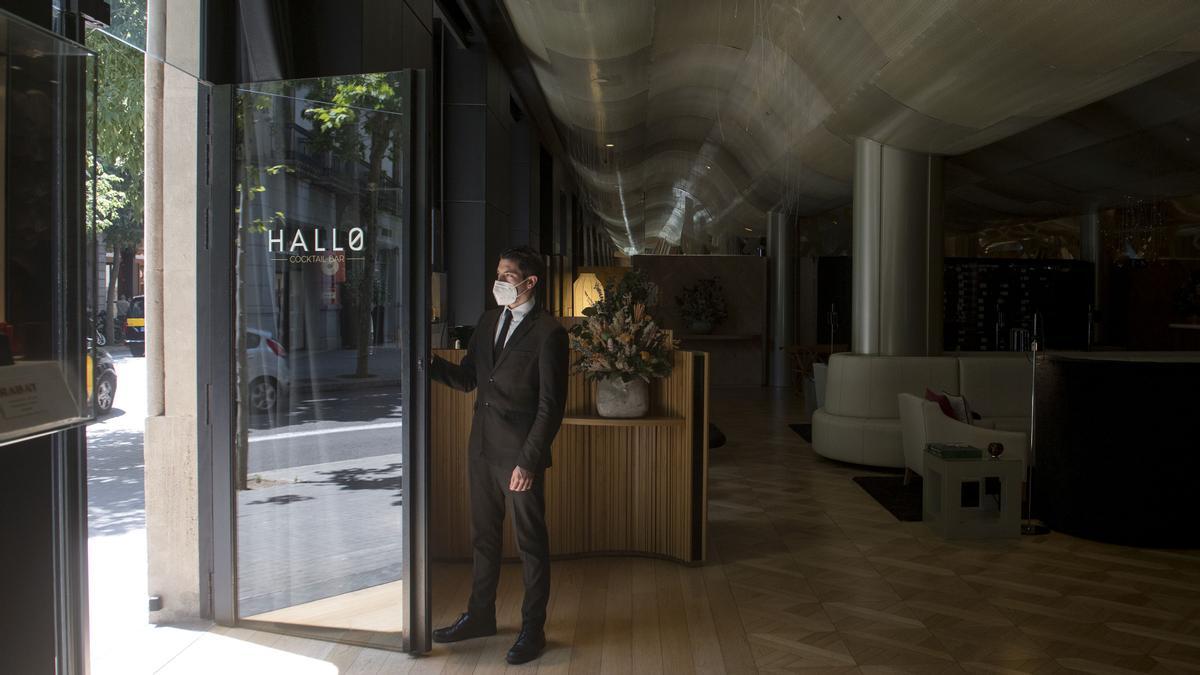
[{"xmin": 1033, "ymin": 352, "xmax": 1200, "ymax": 547}]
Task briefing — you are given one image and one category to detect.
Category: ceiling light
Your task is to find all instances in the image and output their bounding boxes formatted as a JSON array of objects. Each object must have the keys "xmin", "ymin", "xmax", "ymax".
[
  {"xmin": 605, "ymin": 143, "xmax": 615, "ymax": 148},
  {"xmin": 744, "ymin": 227, "xmax": 753, "ymax": 233},
  {"xmin": 593, "ymin": 77, "xmax": 609, "ymax": 84}
]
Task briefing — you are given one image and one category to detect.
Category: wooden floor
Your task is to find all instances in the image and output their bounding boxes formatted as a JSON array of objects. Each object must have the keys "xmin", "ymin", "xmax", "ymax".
[
  {"xmin": 171, "ymin": 387, "xmax": 1200, "ymax": 673},
  {"xmin": 244, "ymin": 581, "xmax": 405, "ymax": 633}
]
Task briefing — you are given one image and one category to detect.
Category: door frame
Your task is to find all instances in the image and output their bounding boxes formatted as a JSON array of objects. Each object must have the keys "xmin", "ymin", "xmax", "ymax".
[{"xmin": 200, "ymin": 69, "xmax": 432, "ymax": 653}]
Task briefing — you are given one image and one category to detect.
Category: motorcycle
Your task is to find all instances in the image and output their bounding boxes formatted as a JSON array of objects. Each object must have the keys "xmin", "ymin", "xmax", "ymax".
[{"xmin": 93, "ymin": 310, "xmax": 108, "ymax": 347}]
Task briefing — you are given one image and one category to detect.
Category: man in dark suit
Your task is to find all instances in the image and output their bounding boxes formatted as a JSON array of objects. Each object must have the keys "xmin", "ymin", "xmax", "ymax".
[{"xmin": 429, "ymin": 246, "xmax": 569, "ymax": 665}]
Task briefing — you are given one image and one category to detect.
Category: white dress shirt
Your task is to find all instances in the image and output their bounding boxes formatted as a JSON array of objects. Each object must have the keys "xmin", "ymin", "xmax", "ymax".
[{"xmin": 494, "ymin": 297, "xmax": 536, "ymax": 348}]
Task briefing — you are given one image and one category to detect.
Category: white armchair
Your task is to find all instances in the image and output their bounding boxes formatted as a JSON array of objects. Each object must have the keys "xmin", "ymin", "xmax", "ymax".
[
  {"xmin": 898, "ymin": 393, "xmax": 1030, "ymax": 484},
  {"xmin": 813, "ymin": 362, "xmax": 828, "ymax": 410}
]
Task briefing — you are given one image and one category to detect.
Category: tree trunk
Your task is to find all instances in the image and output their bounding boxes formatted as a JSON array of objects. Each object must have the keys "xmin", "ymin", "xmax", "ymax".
[
  {"xmin": 105, "ymin": 246, "xmax": 122, "ymax": 342},
  {"xmin": 354, "ymin": 122, "xmax": 390, "ymax": 377},
  {"xmin": 234, "ymin": 97, "xmax": 255, "ymax": 491}
]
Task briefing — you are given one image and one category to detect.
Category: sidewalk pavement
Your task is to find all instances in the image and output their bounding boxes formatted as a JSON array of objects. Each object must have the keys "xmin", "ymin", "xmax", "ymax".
[
  {"xmin": 87, "ymin": 348, "xmax": 406, "ymax": 672},
  {"xmin": 237, "ymin": 454, "xmax": 404, "ymax": 617}
]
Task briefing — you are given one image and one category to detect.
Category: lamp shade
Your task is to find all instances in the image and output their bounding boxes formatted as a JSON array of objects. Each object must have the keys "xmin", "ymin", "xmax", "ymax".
[{"xmin": 573, "ymin": 272, "xmax": 604, "ymax": 317}]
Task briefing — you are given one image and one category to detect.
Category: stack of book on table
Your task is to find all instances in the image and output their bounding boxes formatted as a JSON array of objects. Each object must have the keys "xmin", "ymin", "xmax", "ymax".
[{"xmin": 925, "ymin": 443, "xmax": 982, "ymax": 459}]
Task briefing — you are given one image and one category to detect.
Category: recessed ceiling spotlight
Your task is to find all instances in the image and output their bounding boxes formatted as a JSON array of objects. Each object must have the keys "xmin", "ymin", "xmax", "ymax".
[
  {"xmin": 605, "ymin": 143, "xmax": 615, "ymax": 148},
  {"xmin": 705, "ymin": 165, "xmax": 712, "ymax": 169},
  {"xmin": 744, "ymin": 227, "xmax": 753, "ymax": 232}
]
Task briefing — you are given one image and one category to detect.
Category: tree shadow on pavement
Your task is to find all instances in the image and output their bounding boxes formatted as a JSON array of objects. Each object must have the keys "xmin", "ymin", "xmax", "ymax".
[
  {"xmin": 246, "ymin": 494, "xmax": 317, "ymax": 506},
  {"xmin": 86, "ymin": 426, "xmax": 146, "ymax": 537},
  {"xmin": 308, "ymin": 463, "xmax": 403, "ymax": 506}
]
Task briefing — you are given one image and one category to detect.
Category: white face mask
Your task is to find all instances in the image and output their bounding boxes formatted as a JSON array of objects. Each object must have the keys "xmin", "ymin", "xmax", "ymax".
[{"xmin": 492, "ymin": 277, "xmax": 530, "ymax": 306}]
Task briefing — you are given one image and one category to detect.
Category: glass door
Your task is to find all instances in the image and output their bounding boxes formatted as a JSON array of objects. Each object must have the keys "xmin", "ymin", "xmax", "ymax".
[{"xmin": 225, "ymin": 69, "xmax": 427, "ymax": 650}]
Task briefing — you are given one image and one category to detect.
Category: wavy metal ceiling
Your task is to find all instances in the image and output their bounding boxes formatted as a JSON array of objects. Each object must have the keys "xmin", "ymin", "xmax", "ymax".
[
  {"xmin": 946, "ymin": 59, "xmax": 1200, "ymax": 228},
  {"xmin": 500, "ymin": 0, "xmax": 1200, "ymax": 254}
]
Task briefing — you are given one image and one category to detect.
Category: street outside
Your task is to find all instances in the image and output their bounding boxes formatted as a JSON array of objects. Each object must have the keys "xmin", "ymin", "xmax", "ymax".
[{"xmin": 86, "ymin": 344, "xmax": 407, "ymax": 673}]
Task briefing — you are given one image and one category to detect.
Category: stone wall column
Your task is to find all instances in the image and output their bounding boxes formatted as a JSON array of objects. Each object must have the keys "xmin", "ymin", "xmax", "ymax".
[{"xmin": 144, "ymin": 0, "xmax": 204, "ymax": 623}]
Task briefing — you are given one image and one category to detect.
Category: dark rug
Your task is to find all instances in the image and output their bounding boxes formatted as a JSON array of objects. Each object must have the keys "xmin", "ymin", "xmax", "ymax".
[
  {"xmin": 788, "ymin": 423, "xmax": 812, "ymax": 442},
  {"xmin": 852, "ymin": 475, "xmax": 923, "ymax": 522},
  {"xmin": 709, "ymin": 423, "xmax": 726, "ymax": 449}
]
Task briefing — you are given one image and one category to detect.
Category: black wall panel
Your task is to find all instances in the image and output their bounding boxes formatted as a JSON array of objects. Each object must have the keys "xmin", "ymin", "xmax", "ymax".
[{"xmin": 205, "ymin": 0, "xmax": 432, "ymax": 84}]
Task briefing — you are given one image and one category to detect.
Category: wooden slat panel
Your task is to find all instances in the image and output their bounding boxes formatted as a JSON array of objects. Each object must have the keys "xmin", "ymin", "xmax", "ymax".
[{"xmin": 562, "ymin": 415, "xmax": 684, "ymax": 427}]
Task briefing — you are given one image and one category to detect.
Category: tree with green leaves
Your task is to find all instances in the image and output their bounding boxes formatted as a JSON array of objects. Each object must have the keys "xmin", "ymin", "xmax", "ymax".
[
  {"xmin": 304, "ymin": 73, "xmax": 407, "ymax": 378},
  {"xmin": 86, "ymin": 18, "xmax": 145, "ymax": 341},
  {"xmin": 232, "ymin": 89, "xmax": 294, "ymax": 490},
  {"xmin": 86, "ymin": 151, "xmax": 130, "ymax": 248}
]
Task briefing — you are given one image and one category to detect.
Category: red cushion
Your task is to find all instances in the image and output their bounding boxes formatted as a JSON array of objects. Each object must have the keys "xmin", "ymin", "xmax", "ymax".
[{"xmin": 925, "ymin": 388, "xmax": 958, "ymax": 421}]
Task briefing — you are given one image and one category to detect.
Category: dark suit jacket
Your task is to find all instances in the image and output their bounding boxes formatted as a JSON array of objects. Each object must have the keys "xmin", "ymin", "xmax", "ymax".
[{"xmin": 430, "ymin": 303, "xmax": 569, "ymax": 471}]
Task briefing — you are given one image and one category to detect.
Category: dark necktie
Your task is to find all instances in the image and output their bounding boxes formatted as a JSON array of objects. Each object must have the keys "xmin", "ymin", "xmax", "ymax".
[{"xmin": 494, "ymin": 308, "xmax": 513, "ymax": 361}]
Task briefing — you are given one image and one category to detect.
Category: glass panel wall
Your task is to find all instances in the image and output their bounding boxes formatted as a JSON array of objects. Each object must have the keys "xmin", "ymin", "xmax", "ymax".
[
  {"xmin": 0, "ymin": 10, "xmax": 95, "ymax": 447},
  {"xmin": 232, "ymin": 71, "xmax": 412, "ymax": 647}
]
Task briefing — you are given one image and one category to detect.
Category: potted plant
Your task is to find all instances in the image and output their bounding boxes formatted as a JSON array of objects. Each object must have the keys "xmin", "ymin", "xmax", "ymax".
[
  {"xmin": 676, "ymin": 277, "xmax": 728, "ymax": 335},
  {"xmin": 569, "ymin": 269, "xmax": 675, "ymax": 418}
]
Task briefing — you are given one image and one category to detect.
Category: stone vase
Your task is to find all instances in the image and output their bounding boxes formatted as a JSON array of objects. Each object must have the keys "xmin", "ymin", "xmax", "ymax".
[{"xmin": 596, "ymin": 375, "xmax": 649, "ymax": 418}]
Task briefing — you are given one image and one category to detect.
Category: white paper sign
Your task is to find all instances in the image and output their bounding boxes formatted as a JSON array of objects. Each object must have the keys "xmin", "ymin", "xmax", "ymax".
[{"xmin": 0, "ymin": 361, "xmax": 80, "ymax": 438}]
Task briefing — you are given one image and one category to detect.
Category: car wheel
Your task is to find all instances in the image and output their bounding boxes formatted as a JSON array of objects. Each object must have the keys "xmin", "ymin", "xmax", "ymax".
[
  {"xmin": 129, "ymin": 344, "xmax": 144, "ymax": 357},
  {"xmin": 95, "ymin": 374, "xmax": 116, "ymax": 414},
  {"xmin": 250, "ymin": 376, "xmax": 279, "ymax": 413}
]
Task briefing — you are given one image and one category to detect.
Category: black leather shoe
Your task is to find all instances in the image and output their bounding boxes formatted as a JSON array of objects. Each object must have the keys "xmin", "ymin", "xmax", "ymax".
[
  {"xmin": 505, "ymin": 627, "xmax": 546, "ymax": 664},
  {"xmin": 433, "ymin": 612, "xmax": 497, "ymax": 643}
]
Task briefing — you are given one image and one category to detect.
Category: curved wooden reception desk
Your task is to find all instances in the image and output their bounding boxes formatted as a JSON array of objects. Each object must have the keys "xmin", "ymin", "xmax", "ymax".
[{"xmin": 431, "ymin": 349, "xmax": 709, "ymax": 564}]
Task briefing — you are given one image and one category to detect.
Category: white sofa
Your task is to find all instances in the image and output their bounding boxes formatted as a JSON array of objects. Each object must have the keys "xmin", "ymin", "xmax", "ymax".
[{"xmin": 811, "ymin": 353, "xmax": 1032, "ymax": 468}]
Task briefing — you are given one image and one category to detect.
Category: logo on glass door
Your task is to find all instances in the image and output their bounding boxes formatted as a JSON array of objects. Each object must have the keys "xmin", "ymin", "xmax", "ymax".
[{"xmin": 270, "ymin": 227, "xmax": 366, "ymax": 268}]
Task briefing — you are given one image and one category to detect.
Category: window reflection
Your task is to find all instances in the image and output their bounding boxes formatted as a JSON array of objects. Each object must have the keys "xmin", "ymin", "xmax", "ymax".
[
  {"xmin": 232, "ymin": 72, "xmax": 410, "ymax": 644},
  {"xmin": 0, "ymin": 12, "xmax": 94, "ymax": 446}
]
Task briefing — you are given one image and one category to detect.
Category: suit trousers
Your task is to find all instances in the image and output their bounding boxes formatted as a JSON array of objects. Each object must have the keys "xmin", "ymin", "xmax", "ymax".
[{"xmin": 466, "ymin": 456, "xmax": 551, "ymax": 630}]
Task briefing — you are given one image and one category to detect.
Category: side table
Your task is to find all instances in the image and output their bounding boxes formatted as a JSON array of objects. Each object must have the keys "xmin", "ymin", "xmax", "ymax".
[{"xmin": 922, "ymin": 449, "xmax": 1021, "ymax": 538}]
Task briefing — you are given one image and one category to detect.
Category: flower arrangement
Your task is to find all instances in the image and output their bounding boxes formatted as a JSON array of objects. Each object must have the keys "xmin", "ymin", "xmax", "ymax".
[
  {"xmin": 569, "ymin": 269, "xmax": 676, "ymax": 383},
  {"xmin": 676, "ymin": 277, "xmax": 728, "ymax": 332}
]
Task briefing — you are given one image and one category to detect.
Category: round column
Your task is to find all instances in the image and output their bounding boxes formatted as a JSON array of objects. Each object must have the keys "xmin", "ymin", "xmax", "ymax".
[
  {"xmin": 851, "ymin": 138, "xmax": 944, "ymax": 356},
  {"xmin": 767, "ymin": 210, "xmax": 795, "ymax": 387}
]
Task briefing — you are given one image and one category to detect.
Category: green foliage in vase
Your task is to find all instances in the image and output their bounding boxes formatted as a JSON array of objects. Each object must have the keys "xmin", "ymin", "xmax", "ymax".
[
  {"xmin": 675, "ymin": 277, "xmax": 728, "ymax": 327},
  {"xmin": 569, "ymin": 269, "xmax": 675, "ymax": 383}
]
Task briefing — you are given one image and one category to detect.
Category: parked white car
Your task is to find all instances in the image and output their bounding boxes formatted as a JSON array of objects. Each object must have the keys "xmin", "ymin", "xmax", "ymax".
[{"xmin": 245, "ymin": 328, "xmax": 290, "ymax": 413}]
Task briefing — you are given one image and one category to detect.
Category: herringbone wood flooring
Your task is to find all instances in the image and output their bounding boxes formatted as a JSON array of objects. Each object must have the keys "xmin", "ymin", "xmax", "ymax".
[{"xmin": 170, "ymin": 387, "xmax": 1200, "ymax": 673}]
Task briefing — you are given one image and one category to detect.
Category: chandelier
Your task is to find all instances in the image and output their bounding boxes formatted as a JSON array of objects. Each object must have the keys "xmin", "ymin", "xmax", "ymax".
[{"xmin": 1103, "ymin": 196, "xmax": 1164, "ymax": 263}]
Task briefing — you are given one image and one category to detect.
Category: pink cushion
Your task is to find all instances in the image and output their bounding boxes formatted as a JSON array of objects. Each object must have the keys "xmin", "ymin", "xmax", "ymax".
[{"xmin": 925, "ymin": 388, "xmax": 972, "ymax": 424}]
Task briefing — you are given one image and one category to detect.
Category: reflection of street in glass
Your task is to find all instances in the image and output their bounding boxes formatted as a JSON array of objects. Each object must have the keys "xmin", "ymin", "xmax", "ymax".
[
  {"xmin": 236, "ymin": 453, "xmax": 403, "ymax": 617},
  {"xmin": 239, "ymin": 370, "xmax": 405, "ymax": 617},
  {"xmin": 229, "ymin": 73, "xmax": 412, "ymax": 638}
]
